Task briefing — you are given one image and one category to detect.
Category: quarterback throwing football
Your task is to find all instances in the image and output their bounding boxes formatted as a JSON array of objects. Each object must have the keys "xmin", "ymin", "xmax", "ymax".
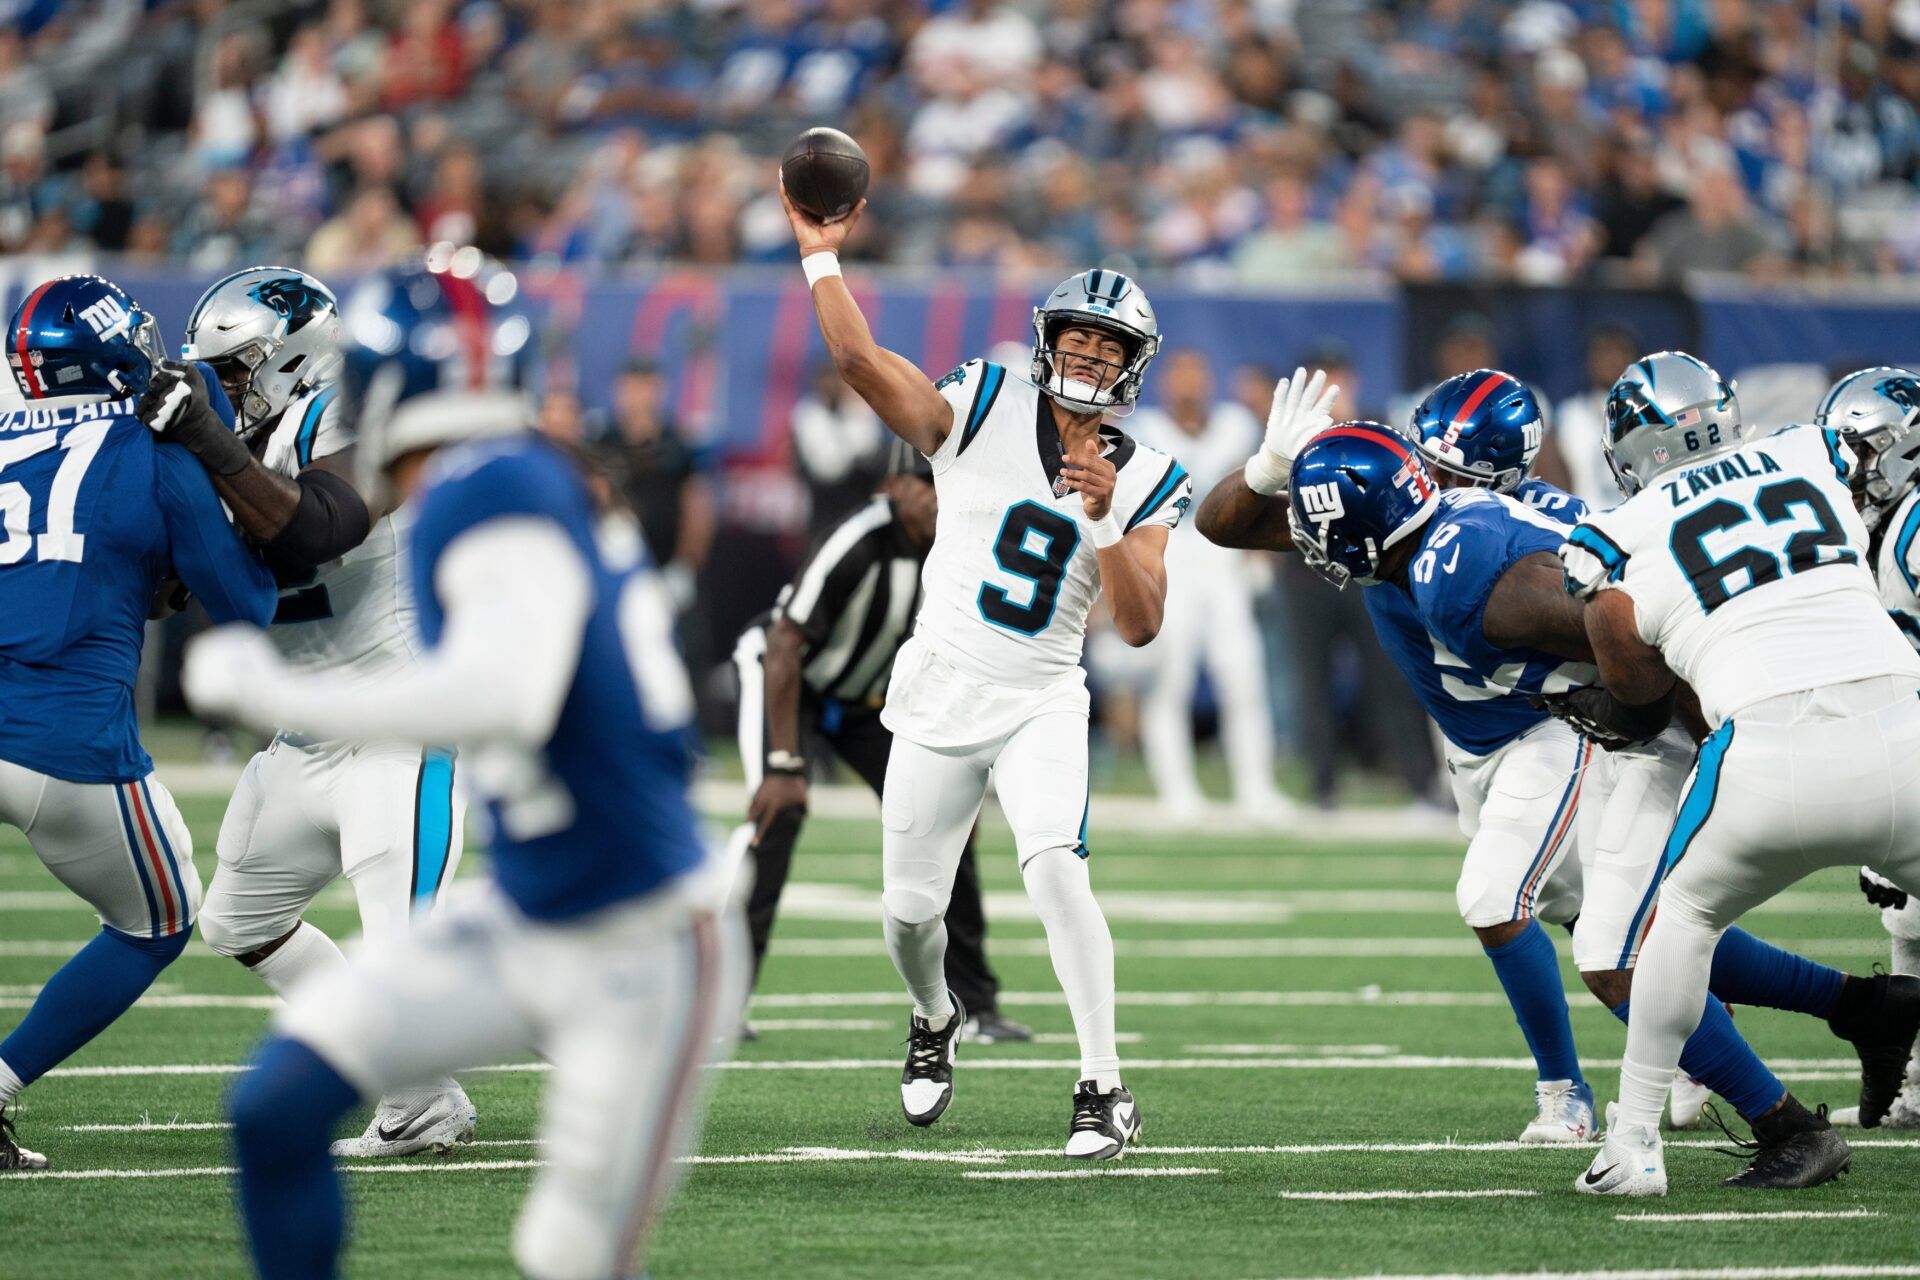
[{"xmin": 783, "ymin": 188, "xmax": 1190, "ymax": 1159}]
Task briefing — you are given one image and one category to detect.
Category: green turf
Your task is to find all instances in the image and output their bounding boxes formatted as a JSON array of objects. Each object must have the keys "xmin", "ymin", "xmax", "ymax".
[{"xmin": 4, "ymin": 793, "xmax": 1915, "ymax": 1279}]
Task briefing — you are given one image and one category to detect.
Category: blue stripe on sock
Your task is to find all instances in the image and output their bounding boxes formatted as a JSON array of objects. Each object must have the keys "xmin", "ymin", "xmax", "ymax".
[
  {"xmin": 1484, "ymin": 920, "xmax": 1582, "ymax": 1084},
  {"xmin": 113, "ymin": 784, "xmax": 161, "ymax": 938},
  {"xmin": 411, "ymin": 749, "xmax": 457, "ymax": 912}
]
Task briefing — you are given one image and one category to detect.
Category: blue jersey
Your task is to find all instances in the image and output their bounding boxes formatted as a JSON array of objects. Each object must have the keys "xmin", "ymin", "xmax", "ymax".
[
  {"xmin": 408, "ymin": 436, "xmax": 704, "ymax": 921},
  {"xmin": 1360, "ymin": 483, "xmax": 1592, "ymax": 756},
  {"xmin": 0, "ymin": 396, "xmax": 277, "ymax": 782}
]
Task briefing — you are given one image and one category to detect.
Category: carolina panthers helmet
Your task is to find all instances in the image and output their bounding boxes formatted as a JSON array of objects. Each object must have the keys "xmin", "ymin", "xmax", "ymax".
[
  {"xmin": 8, "ymin": 274, "xmax": 166, "ymax": 401},
  {"xmin": 338, "ymin": 246, "xmax": 535, "ymax": 475},
  {"xmin": 1814, "ymin": 366, "xmax": 1920, "ymax": 531},
  {"xmin": 1288, "ymin": 422, "xmax": 1440, "ymax": 590},
  {"xmin": 1409, "ymin": 369, "xmax": 1544, "ymax": 492},
  {"xmin": 1604, "ymin": 351, "xmax": 1743, "ymax": 496},
  {"xmin": 184, "ymin": 266, "xmax": 341, "ymax": 430},
  {"xmin": 1030, "ymin": 270, "xmax": 1161, "ymax": 415}
]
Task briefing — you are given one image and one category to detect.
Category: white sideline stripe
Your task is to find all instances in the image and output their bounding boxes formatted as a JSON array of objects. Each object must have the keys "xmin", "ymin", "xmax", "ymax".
[
  {"xmin": 45, "ymin": 1054, "xmax": 1876, "ymax": 1080},
  {"xmin": 1277, "ymin": 1189, "xmax": 1537, "ymax": 1201},
  {"xmin": 961, "ymin": 1167, "xmax": 1218, "ymax": 1181},
  {"xmin": 66, "ymin": 1121, "xmax": 230, "ymax": 1132},
  {"xmin": 750, "ymin": 990, "xmax": 1601, "ymax": 1009},
  {"xmin": 1185, "ymin": 1044, "xmax": 1398, "ymax": 1056},
  {"xmin": 1616, "ymin": 1210, "xmax": 1881, "ymax": 1223},
  {"xmin": 1263, "ymin": 1270, "xmax": 1920, "ymax": 1280},
  {"xmin": 742, "ymin": 1019, "xmax": 887, "ymax": 1032}
]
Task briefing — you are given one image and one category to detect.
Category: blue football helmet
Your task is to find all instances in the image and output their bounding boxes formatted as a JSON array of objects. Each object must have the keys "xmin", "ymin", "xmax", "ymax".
[
  {"xmin": 1288, "ymin": 422, "xmax": 1440, "ymax": 589},
  {"xmin": 7, "ymin": 274, "xmax": 166, "ymax": 401},
  {"xmin": 1409, "ymin": 369, "xmax": 1544, "ymax": 492},
  {"xmin": 338, "ymin": 246, "xmax": 536, "ymax": 473}
]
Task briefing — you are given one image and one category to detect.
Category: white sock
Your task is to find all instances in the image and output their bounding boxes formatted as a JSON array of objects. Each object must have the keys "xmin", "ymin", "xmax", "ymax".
[
  {"xmin": 1022, "ymin": 847, "xmax": 1119, "ymax": 1089},
  {"xmin": 883, "ymin": 911, "xmax": 953, "ymax": 1024},
  {"xmin": 246, "ymin": 922, "xmax": 349, "ymax": 999},
  {"xmin": 1617, "ymin": 911, "xmax": 1720, "ymax": 1131},
  {"xmin": 0, "ymin": 1055, "xmax": 22, "ymax": 1107}
]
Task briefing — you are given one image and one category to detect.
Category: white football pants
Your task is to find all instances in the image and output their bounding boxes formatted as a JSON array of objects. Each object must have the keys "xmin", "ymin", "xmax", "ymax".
[
  {"xmin": 278, "ymin": 877, "xmax": 747, "ymax": 1280},
  {"xmin": 0, "ymin": 759, "xmax": 198, "ymax": 938},
  {"xmin": 1620, "ymin": 677, "xmax": 1920, "ymax": 1130},
  {"xmin": 199, "ymin": 736, "xmax": 465, "ymax": 956},
  {"xmin": 1445, "ymin": 718, "xmax": 1591, "ymax": 929}
]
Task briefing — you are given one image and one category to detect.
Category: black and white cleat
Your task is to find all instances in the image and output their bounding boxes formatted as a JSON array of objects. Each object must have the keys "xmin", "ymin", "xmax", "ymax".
[
  {"xmin": 1063, "ymin": 1080, "xmax": 1142, "ymax": 1161},
  {"xmin": 900, "ymin": 993, "xmax": 964, "ymax": 1127}
]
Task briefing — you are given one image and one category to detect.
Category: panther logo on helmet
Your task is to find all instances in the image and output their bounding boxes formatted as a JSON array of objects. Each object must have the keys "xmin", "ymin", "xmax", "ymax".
[{"xmin": 246, "ymin": 277, "xmax": 335, "ymax": 334}]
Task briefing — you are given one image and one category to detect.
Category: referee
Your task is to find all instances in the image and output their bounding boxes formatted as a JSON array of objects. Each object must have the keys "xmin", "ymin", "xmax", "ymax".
[{"xmin": 733, "ymin": 441, "xmax": 1028, "ymax": 1042}]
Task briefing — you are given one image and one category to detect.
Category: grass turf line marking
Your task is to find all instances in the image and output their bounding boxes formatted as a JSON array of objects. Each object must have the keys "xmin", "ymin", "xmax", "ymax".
[
  {"xmin": 1277, "ymin": 1189, "xmax": 1537, "ymax": 1201},
  {"xmin": 41, "ymin": 1054, "xmax": 1879, "ymax": 1080},
  {"xmin": 1615, "ymin": 1210, "xmax": 1882, "ymax": 1223},
  {"xmin": 961, "ymin": 1167, "xmax": 1219, "ymax": 1180},
  {"xmin": 1, "ymin": 1160, "xmax": 549, "ymax": 1181},
  {"xmin": 1261, "ymin": 1270, "xmax": 1920, "ymax": 1280}
]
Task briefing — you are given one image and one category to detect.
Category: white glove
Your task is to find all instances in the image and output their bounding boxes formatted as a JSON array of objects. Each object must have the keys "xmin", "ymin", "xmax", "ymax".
[
  {"xmin": 1243, "ymin": 366, "xmax": 1340, "ymax": 495},
  {"xmin": 182, "ymin": 625, "xmax": 288, "ymax": 733}
]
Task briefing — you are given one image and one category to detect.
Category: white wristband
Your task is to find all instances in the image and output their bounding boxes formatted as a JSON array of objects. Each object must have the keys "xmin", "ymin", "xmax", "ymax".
[
  {"xmin": 1088, "ymin": 511, "xmax": 1123, "ymax": 549},
  {"xmin": 801, "ymin": 251, "xmax": 842, "ymax": 288},
  {"xmin": 1243, "ymin": 448, "xmax": 1292, "ymax": 496}
]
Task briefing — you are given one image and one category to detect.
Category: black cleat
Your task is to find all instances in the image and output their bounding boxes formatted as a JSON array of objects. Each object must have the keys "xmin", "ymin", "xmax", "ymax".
[
  {"xmin": 1064, "ymin": 1081, "xmax": 1142, "ymax": 1160},
  {"xmin": 900, "ymin": 993, "xmax": 964, "ymax": 1127},
  {"xmin": 1828, "ymin": 972, "xmax": 1920, "ymax": 1128},
  {"xmin": 1720, "ymin": 1098, "xmax": 1851, "ymax": 1189},
  {"xmin": 964, "ymin": 1009, "xmax": 1033, "ymax": 1044},
  {"xmin": 0, "ymin": 1106, "xmax": 48, "ymax": 1171}
]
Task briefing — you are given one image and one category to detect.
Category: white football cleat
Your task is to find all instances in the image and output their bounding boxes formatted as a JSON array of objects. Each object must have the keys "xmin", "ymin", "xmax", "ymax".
[
  {"xmin": 1519, "ymin": 1078, "xmax": 1596, "ymax": 1143},
  {"xmin": 1063, "ymin": 1081, "xmax": 1142, "ymax": 1160},
  {"xmin": 1831, "ymin": 1086, "xmax": 1920, "ymax": 1129},
  {"xmin": 0, "ymin": 1107, "xmax": 47, "ymax": 1170},
  {"xmin": 1576, "ymin": 1102, "xmax": 1668, "ymax": 1196},
  {"xmin": 1668, "ymin": 1072, "xmax": 1710, "ymax": 1130},
  {"xmin": 900, "ymin": 995, "xmax": 963, "ymax": 1126},
  {"xmin": 331, "ymin": 1084, "xmax": 477, "ymax": 1158}
]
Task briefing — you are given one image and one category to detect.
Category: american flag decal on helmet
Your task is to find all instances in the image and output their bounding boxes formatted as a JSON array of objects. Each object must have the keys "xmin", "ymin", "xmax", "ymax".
[{"xmin": 1675, "ymin": 408, "xmax": 1701, "ymax": 427}]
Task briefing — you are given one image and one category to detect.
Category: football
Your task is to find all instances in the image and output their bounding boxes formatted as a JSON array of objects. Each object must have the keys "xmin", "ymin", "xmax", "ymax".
[{"xmin": 780, "ymin": 127, "xmax": 870, "ymax": 224}]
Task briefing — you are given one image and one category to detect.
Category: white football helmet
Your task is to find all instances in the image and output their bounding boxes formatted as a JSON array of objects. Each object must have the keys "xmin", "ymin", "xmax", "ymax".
[{"xmin": 183, "ymin": 266, "xmax": 342, "ymax": 430}]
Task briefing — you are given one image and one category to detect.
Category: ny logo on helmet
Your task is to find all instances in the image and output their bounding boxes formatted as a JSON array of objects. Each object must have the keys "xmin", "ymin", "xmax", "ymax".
[
  {"xmin": 247, "ymin": 278, "xmax": 330, "ymax": 332},
  {"xmin": 1299, "ymin": 482, "xmax": 1345, "ymax": 525},
  {"xmin": 78, "ymin": 296, "xmax": 131, "ymax": 343}
]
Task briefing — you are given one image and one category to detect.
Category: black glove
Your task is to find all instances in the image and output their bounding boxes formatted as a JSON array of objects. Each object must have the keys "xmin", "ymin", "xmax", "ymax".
[
  {"xmin": 1861, "ymin": 867, "xmax": 1910, "ymax": 912},
  {"xmin": 1529, "ymin": 685, "xmax": 1671, "ymax": 751},
  {"xmin": 138, "ymin": 361, "xmax": 252, "ymax": 476}
]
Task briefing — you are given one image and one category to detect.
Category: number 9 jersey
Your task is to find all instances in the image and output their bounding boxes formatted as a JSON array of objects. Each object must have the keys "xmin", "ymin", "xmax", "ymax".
[
  {"xmin": 1560, "ymin": 423, "xmax": 1920, "ymax": 727},
  {"xmin": 891, "ymin": 361, "xmax": 1190, "ymax": 739}
]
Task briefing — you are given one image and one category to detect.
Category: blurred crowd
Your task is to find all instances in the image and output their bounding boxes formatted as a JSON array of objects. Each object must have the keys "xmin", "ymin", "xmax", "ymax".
[{"xmin": 5, "ymin": 0, "xmax": 1920, "ymax": 284}]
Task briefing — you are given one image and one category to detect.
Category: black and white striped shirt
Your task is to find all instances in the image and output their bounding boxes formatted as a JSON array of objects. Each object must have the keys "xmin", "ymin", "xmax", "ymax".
[{"xmin": 774, "ymin": 496, "xmax": 925, "ymax": 706}]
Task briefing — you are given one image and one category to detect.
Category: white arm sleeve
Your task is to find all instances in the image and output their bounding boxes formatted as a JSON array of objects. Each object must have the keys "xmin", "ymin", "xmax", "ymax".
[{"xmin": 259, "ymin": 517, "xmax": 592, "ymax": 745}]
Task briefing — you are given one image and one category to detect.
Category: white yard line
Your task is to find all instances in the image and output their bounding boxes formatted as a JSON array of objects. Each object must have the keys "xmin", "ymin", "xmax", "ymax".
[
  {"xmin": 961, "ymin": 1167, "xmax": 1219, "ymax": 1180},
  {"xmin": 44, "ymin": 1054, "xmax": 1877, "ymax": 1081},
  {"xmin": 1261, "ymin": 1270, "xmax": 1920, "ymax": 1280},
  {"xmin": 748, "ymin": 990, "xmax": 1605, "ymax": 1009},
  {"xmin": 1277, "ymin": 1189, "xmax": 1538, "ymax": 1201},
  {"xmin": 1616, "ymin": 1210, "xmax": 1882, "ymax": 1223}
]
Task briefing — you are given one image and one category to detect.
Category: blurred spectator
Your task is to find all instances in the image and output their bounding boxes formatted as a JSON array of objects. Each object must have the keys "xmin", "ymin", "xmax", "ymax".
[
  {"xmin": 1554, "ymin": 324, "xmax": 1643, "ymax": 510},
  {"xmin": 601, "ymin": 358, "xmax": 715, "ymax": 613},
  {"xmin": 305, "ymin": 184, "xmax": 422, "ymax": 274},
  {"xmin": 193, "ymin": 31, "xmax": 267, "ymax": 172},
  {"xmin": 1131, "ymin": 349, "xmax": 1286, "ymax": 823},
  {"xmin": 538, "ymin": 388, "xmax": 588, "ymax": 446},
  {"xmin": 69, "ymin": 153, "xmax": 136, "ymax": 254},
  {"xmin": 790, "ymin": 363, "xmax": 888, "ymax": 542},
  {"xmin": 0, "ymin": 27, "xmax": 53, "ymax": 132},
  {"xmin": 381, "ymin": 0, "xmax": 468, "ymax": 111},
  {"xmin": 1232, "ymin": 174, "xmax": 1352, "ymax": 283},
  {"xmin": 175, "ymin": 169, "xmax": 276, "ymax": 269},
  {"xmin": 1636, "ymin": 165, "xmax": 1784, "ymax": 282},
  {"xmin": 266, "ymin": 25, "xmax": 350, "ymax": 143}
]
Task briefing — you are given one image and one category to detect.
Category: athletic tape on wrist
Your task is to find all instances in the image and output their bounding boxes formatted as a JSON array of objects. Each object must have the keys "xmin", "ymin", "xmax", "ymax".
[
  {"xmin": 1089, "ymin": 511, "xmax": 1123, "ymax": 548},
  {"xmin": 801, "ymin": 252, "xmax": 842, "ymax": 288}
]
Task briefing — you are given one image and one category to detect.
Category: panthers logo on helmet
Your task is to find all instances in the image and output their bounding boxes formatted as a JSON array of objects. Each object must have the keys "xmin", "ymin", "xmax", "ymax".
[
  {"xmin": 1873, "ymin": 374, "xmax": 1920, "ymax": 414},
  {"xmin": 246, "ymin": 277, "xmax": 333, "ymax": 333}
]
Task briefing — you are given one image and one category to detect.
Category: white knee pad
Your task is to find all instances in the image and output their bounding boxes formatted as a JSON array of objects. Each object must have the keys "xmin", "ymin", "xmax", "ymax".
[
  {"xmin": 1455, "ymin": 866, "xmax": 1513, "ymax": 928},
  {"xmin": 1020, "ymin": 845, "xmax": 1092, "ymax": 924},
  {"xmin": 882, "ymin": 887, "xmax": 946, "ymax": 928},
  {"xmin": 195, "ymin": 901, "xmax": 257, "ymax": 958}
]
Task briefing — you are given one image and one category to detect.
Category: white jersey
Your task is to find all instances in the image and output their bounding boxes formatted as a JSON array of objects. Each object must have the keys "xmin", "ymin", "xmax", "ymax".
[
  {"xmin": 1560, "ymin": 423, "xmax": 1920, "ymax": 727},
  {"xmin": 1873, "ymin": 486, "xmax": 1920, "ymax": 649},
  {"xmin": 909, "ymin": 359, "xmax": 1192, "ymax": 689},
  {"xmin": 255, "ymin": 384, "xmax": 419, "ymax": 678}
]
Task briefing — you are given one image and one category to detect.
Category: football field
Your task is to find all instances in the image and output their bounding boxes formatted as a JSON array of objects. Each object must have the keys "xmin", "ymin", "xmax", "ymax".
[{"xmin": 6, "ymin": 781, "xmax": 1918, "ymax": 1280}]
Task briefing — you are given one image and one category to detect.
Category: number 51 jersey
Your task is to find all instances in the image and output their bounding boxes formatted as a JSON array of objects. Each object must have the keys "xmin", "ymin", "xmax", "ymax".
[
  {"xmin": 904, "ymin": 359, "xmax": 1190, "ymax": 688},
  {"xmin": 1560, "ymin": 423, "xmax": 1920, "ymax": 727}
]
